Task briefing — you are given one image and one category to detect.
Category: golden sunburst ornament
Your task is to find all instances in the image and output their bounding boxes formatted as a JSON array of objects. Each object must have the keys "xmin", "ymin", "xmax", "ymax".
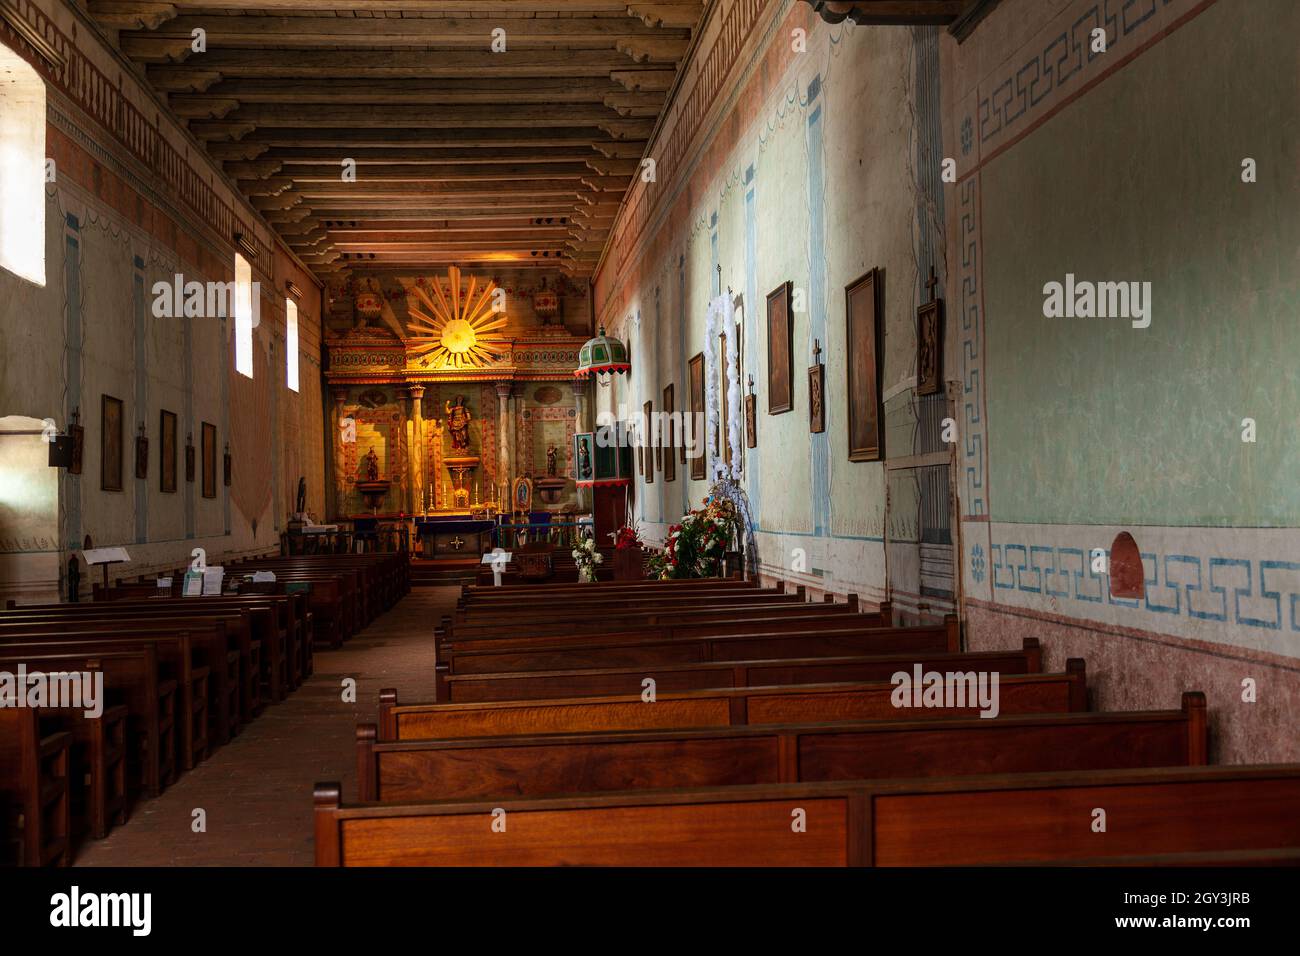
[{"xmin": 406, "ymin": 266, "xmax": 509, "ymax": 369}]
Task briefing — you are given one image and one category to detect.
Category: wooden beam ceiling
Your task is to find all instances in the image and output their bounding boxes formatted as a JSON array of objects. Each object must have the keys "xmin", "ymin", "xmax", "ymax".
[{"xmin": 91, "ymin": 0, "xmax": 708, "ymax": 280}]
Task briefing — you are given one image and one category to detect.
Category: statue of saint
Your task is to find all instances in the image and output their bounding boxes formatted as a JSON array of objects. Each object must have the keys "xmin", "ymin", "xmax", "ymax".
[
  {"xmin": 445, "ymin": 395, "xmax": 472, "ymax": 451},
  {"xmin": 546, "ymin": 444, "xmax": 558, "ymax": 477},
  {"xmin": 578, "ymin": 440, "xmax": 591, "ymax": 479},
  {"xmin": 363, "ymin": 448, "xmax": 380, "ymax": 482},
  {"xmin": 295, "ymin": 476, "xmax": 306, "ymax": 515}
]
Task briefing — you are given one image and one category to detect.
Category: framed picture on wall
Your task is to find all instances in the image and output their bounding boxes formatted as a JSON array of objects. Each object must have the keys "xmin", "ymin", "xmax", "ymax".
[
  {"xmin": 185, "ymin": 433, "xmax": 195, "ymax": 483},
  {"xmin": 845, "ymin": 268, "xmax": 885, "ymax": 462},
  {"xmin": 100, "ymin": 395, "xmax": 123, "ymax": 492},
  {"xmin": 766, "ymin": 281, "xmax": 793, "ymax": 414},
  {"xmin": 201, "ymin": 422, "xmax": 217, "ymax": 499},
  {"xmin": 69, "ymin": 422, "xmax": 84, "ymax": 476},
  {"xmin": 916, "ymin": 289, "xmax": 944, "ymax": 397},
  {"xmin": 688, "ymin": 352, "xmax": 705, "ymax": 480},
  {"xmin": 643, "ymin": 400, "xmax": 655, "ymax": 483},
  {"xmin": 662, "ymin": 384, "xmax": 676, "ymax": 482},
  {"xmin": 809, "ymin": 361, "xmax": 825, "ymax": 434},
  {"xmin": 159, "ymin": 410, "xmax": 177, "ymax": 493},
  {"xmin": 134, "ymin": 423, "xmax": 149, "ymax": 480}
]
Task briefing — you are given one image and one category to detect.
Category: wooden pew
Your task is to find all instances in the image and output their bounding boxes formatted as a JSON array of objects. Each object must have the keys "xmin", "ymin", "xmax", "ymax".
[
  {"xmin": 443, "ymin": 601, "xmax": 872, "ymax": 644},
  {"xmin": 314, "ymin": 762, "xmax": 1300, "ymax": 867},
  {"xmin": 0, "ymin": 613, "xmax": 241, "ymax": 746},
  {"xmin": 0, "ymin": 708, "xmax": 71, "ymax": 867},
  {"xmin": 0, "ymin": 648, "xmax": 174, "ymax": 799},
  {"xmin": 47, "ymin": 703, "xmax": 129, "ymax": 842},
  {"xmin": 440, "ymin": 619, "xmax": 959, "ymax": 681},
  {"xmin": 439, "ymin": 640, "xmax": 1046, "ymax": 703},
  {"xmin": 459, "ymin": 576, "xmax": 758, "ymax": 605},
  {"xmin": 8, "ymin": 602, "xmax": 263, "ymax": 723},
  {"xmin": 356, "ymin": 692, "xmax": 1196, "ymax": 802},
  {"xmin": 0, "ymin": 629, "xmax": 209, "ymax": 771},
  {"xmin": 85, "ymin": 592, "xmax": 309, "ymax": 698},
  {"xmin": 383, "ymin": 662, "xmax": 1079, "ymax": 741}
]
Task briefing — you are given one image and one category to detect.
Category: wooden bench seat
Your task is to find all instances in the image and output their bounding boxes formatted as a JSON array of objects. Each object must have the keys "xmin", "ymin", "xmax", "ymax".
[
  {"xmin": 0, "ymin": 613, "xmax": 245, "ymax": 747},
  {"xmin": 443, "ymin": 601, "xmax": 874, "ymax": 644},
  {"xmin": 0, "ymin": 648, "xmax": 174, "ymax": 800},
  {"xmin": 314, "ymin": 762, "xmax": 1300, "ymax": 867},
  {"xmin": 42, "ymin": 703, "xmax": 130, "ymax": 842},
  {"xmin": 381, "ymin": 660, "xmax": 1080, "ymax": 741},
  {"xmin": 0, "ymin": 708, "xmax": 71, "ymax": 867},
  {"xmin": 440, "ymin": 620, "xmax": 958, "ymax": 681},
  {"xmin": 0, "ymin": 629, "xmax": 210, "ymax": 771},
  {"xmin": 439, "ymin": 640, "xmax": 1045, "ymax": 703},
  {"xmin": 356, "ymin": 693, "xmax": 1199, "ymax": 803}
]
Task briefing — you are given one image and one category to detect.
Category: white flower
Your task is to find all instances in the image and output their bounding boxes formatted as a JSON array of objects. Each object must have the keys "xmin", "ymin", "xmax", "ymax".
[
  {"xmin": 593, "ymin": 553, "xmax": 604, "ymax": 564},
  {"xmin": 570, "ymin": 550, "xmax": 581, "ymax": 560}
]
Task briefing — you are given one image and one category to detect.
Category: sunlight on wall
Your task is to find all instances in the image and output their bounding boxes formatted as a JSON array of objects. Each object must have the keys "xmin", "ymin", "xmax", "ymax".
[
  {"xmin": 0, "ymin": 42, "xmax": 46, "ymax": 286},
  {"xmin": 234, "ymin": 252, "xmax": 254, "ymax": 377},
  {"xmin": 286, "ymin": 297, "xmax": 299, "ymax": 391}
]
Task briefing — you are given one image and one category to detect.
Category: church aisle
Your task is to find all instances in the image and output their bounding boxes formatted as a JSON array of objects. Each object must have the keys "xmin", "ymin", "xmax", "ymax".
[{"xmin": 73, "ymin": 588, "xmax": 455, "ymax": 868}]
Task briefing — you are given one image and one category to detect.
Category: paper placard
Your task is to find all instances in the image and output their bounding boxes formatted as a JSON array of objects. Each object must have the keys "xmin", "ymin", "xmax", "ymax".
[
  {"xmin": 251, "ymin": 571, "xmax": 276, "ymax": 583},
  {"xmin": 156, "ymin": 577, "xmax": 173, "ymax": 589},
  {"xmin": 182, "ymin": 571, "xmax": 203, "ymax": 597},
  {"xmin": 202, "ymin": 566, "xmax": 225, "ymax": 596},
  {"xmin": 83, "ymin": 547, "xmax": 131, "ymax": 565},
  {"xmin": 480, "ymin": 551, "xmax": 513, "ymax": 564}
]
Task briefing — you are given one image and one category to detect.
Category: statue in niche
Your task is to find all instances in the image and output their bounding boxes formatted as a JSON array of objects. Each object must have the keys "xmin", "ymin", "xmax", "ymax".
[
  {"xmin": 295, "ymin": 477, "xmax": 306, "ymax": 515},
  {"xmin": 445, "ymin": 395, "xmax": 472, "ymax": 451},
  {"xmin": 363, "ymin": 447, "xmax": 380, "ymax": 482},
  {"xmin": 546, "ymin": 444, "xmax": 558, "ymax": 477}
]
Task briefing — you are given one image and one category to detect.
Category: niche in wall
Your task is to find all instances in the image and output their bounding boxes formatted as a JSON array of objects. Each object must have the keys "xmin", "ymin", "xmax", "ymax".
[{"xmin": 1109, "ymin": 531, "xmax": 1144, "ymax": 599}]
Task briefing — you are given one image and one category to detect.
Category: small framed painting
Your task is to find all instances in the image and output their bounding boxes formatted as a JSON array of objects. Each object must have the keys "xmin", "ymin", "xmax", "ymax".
[
  {"xmin": 159, "ymin": 410, "xmax": 177, "ymax": 493},
  {"xmin": 766, "ymin": 281, "xmax": 793, "ymax": 414},
  {"xmin": 662, "ymin": 384, "xmax": 676, "ymax": 482},
  {"xmin": 845, "ymin": 268, "xmax": 885, "ymax": 462},
  {"xmin": 688, "ymin": 352, "xmax": 705, "ymax": 480},
  {"xmin": 201, "ymin": 422, "xmax": 217, "ymax": 499},
  {"xmin": 745, "ymin": 394, "xmax": 757, "ymax": 448},
  {"xmin": 809, "ymin": 363, "xmax": 825, "ymax": 434},
  {"xmin": 100, "ymin": 395, "xmax": 124, "ymax": 492}
]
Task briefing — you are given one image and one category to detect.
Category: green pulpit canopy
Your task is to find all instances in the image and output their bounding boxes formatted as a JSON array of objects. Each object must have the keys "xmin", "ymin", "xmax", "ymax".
[{"xmin": 574, "ymin": 325, "xmax": 631, "ymax": 378}]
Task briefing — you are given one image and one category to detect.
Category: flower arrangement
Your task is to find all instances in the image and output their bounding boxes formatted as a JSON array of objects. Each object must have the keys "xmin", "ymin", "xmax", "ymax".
[
  {"xmin": 570, "ymin": 535, "xmax": 603, "ymax": 583},
  {"xmin": 663, "ymin": 496, "xmax": 737, "ymax": 578},
  {"xmin": 610, "ymin": 525, "xmax": 642, "ymax": 551},
  {"xmin": 644, "ymin": 550, "xmax": 672, "ymax": 580}
]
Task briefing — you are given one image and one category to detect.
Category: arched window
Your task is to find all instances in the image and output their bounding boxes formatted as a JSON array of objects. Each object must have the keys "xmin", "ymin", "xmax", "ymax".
[{"xmin": 0, "ymin": 42, "xmax": 46, "ymax": 285}]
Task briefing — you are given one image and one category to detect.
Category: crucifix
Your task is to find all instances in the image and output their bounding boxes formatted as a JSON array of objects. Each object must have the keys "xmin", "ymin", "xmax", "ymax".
[
  {"xmin": 925, "ymin": 265, "xmax": 939, "ymax": 303},
  {"xmin": 449, "ymin": 536, "xmax": 465, "ymax": 551}
]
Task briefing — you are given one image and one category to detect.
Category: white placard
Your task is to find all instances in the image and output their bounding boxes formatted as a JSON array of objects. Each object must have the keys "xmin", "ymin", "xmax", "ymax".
[
  {"xmin": 202, "ymin": 566, "xmax": 225, "ymax": 596},
  {"xmin": 156, "ymin": 577, "xmax": 173, "ymax": 589},
  {"xmin": 83, "ymin": 547, "xmax": 131, "ymax": 565},
  {"xmin": 481, "ymin": 549, "xmax": 512, "ymax": 587},
  {"xmin": 251, "ymin": 571, "xmax": 276, "ymax": 582},
  {"xmin": 182, "ymin": 571, "xmax": 203, "ymax": 597}
]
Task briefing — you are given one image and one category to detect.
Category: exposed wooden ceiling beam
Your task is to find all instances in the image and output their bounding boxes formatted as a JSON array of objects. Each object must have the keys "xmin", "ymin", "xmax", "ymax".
[
  {"xmin": 127, "ymin": 15, "xmax": 689, "ymax": 47},
  {"xmin": 802, "ymin": 1, "xmax": 967, "ymax": 25},
  {"xmin": 190, "ymin": 77, "xmax": 656, "ymax": 105},
  {"xmin": 147, "ymin": 49, "xmax": 671, "ymax": 79},
  {"xmin": 185, "ymin": 103, "xmax": 633, "ymax": 128}
]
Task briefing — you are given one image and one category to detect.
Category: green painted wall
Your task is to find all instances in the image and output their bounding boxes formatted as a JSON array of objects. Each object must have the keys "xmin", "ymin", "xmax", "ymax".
[{"xmin": 981, "ymin": 0, "xmax": 1299, "ymax": 528}]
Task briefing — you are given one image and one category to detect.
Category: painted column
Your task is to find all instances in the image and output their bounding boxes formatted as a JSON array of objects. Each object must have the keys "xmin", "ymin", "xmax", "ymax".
[
  {"xmin": 331, "ymin": 388, "xmax": 349, "ymax": 518},
  {"xmin": 408, "ymin": 385, "xmax": 425, "ymax": 513},
  {"xmin": 572, "ymin": 378, "xmax": 589, "ymax": 511},
  {"xmin": 495, "ymin": 382, "xmax": 511, "ymax": 493}
]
